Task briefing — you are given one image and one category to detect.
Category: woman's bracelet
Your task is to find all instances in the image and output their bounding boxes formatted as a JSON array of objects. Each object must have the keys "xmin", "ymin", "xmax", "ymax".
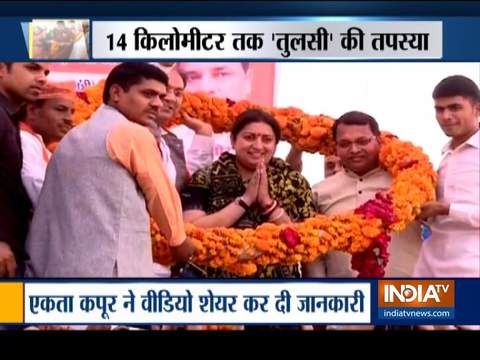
[
  {"xmin": 261, "ymin": 200, "xmax": 278, "ymax": 216},
  {"xmin": 269, "ymin": 207, "xmax": 285, "ymax": 222},
  {"xmin": 236, "ymin": 196, "xmax": 251, "ymax": 211}
]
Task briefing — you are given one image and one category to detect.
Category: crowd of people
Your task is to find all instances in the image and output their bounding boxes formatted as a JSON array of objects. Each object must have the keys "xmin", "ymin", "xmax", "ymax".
[
  {"xmin": 0, "ymin": 61, "xmax": 478, "ymax": 331},
  {"xmin": 31, "ymin": 20, "xmax": 89, "ymax": 60}
]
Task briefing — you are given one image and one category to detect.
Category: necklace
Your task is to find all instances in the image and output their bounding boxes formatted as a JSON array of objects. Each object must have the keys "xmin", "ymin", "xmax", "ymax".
[{"xmin": 236, "ymin": 160, "xmax": 254, "ymax": 185}]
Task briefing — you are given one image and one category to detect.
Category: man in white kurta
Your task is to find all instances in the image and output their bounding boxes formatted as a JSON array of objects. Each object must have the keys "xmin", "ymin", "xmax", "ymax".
[{"xmin": 20, "ymin": 81, "xmax": 75, "ymax": 207}]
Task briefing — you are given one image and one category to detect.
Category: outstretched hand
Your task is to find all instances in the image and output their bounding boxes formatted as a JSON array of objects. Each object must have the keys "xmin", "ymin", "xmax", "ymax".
[
  {"xmin": 181, "ymin": 111, "xmax": 213, "ymax": 136},
  {"xmin": 0, "ymin": 241, "xmax": 16, "ymax": 278},
  {"xmin": 417, "ymin": 201, "xmax": 450, "ymax": 220}
]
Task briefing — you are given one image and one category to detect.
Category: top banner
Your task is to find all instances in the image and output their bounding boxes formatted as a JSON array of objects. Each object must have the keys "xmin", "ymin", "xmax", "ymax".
[
  {"xmin": 4, "ymin": 15, "xmax": 480, "ymax": 61},
  {"xmin": 90, "ymin": 21, "xmax": 442, "ymax": 60},
  {"xmin": 3, "ymin": 2, "xmax": 480, "ymax": 61}
]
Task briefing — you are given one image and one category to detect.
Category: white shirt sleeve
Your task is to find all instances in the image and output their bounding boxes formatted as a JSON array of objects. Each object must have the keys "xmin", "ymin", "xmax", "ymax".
[
  {"xmin": 186, "ymin": 134, "xmax": 214, "ymax": 175},
  {"xmin": 20, "ymin": 131, "xmax": 48, "ymax": 207},
  {"xmin": 311, "ymin": 181, "xmax": 330, "ymax": 214},
  {"xmin": 157, "ymin": 135, "xmax": 177, "ymax": 186},
  {"xmin": 449, "ymin": 203, "xmax": 480, "ymax": 228}
]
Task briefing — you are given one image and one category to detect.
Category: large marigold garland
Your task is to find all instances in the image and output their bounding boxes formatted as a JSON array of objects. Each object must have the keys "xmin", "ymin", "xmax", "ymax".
[{"xmin": 71, "ymin": 81, "xmax": 436, "ymax": 278}]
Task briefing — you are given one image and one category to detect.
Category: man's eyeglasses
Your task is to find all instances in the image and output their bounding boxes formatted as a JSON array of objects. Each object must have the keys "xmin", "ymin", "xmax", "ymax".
[{"xmin": 336, "ymin": 136, "xmax": 377, "ymax": 150}]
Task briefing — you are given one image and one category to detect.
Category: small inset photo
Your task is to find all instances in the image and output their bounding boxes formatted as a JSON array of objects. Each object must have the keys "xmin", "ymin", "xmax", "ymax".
[{"xmin": 30, "ymin": 19, "xmax": 90, "ymax": 60}]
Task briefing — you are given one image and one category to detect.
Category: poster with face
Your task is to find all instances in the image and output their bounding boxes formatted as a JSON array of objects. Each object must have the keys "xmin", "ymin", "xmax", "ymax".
[{"xmin": 173, "ymin": 62, "xmax": 275, "ymax": 159}]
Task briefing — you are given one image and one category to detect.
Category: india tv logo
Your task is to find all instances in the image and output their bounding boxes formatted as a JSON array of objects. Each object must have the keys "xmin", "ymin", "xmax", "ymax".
[
  {"xmin": 378, "ymin": 280, "xmax": 455, "ymax": 320},
  {"xmin": 379, "ymin": 280, "xmax": 454, "ymax": 307}
]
